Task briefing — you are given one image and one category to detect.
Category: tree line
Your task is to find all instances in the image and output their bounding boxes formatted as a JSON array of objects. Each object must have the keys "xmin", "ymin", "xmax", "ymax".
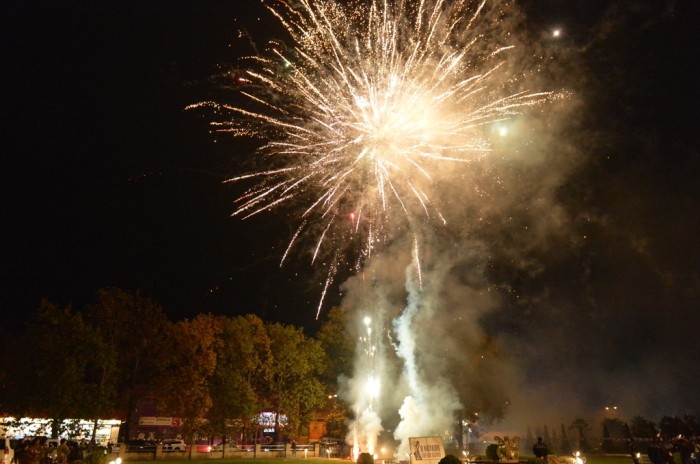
[
  {"xmin": 526, "ymin": 414, "xmax": 700, "ymax": 455},
  {"xmin": 0, "ymin": 288, "xmax": 355, "ymax": 444}
]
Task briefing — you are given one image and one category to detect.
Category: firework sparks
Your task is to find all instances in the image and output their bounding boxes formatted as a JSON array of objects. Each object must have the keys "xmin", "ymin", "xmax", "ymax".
[{"xmin": 190, "ymin": 0, "xmax": 552, "ymax": 317}]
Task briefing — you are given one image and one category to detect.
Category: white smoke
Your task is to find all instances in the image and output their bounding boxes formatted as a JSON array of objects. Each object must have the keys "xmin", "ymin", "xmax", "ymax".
[
  {"xmin": 334, "ymin": 0, "xmax": 584, "ymax": 458},
  {"xmin": 391, "ymin": 259, "xmax": 463, "ymax": 457}
]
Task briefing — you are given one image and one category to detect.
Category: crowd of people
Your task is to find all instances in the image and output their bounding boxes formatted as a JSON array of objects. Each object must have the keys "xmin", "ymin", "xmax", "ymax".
[
  {"xmin": 11, "ymin": 437, "xmax": 101, "ymax": 464},
  {"xmin": 644, "ymin": 435, "xmax": 699, "ymax": 464},
  {"xmin": 532, "ymin": 434, "xmax": 698, "ymax": 464}
]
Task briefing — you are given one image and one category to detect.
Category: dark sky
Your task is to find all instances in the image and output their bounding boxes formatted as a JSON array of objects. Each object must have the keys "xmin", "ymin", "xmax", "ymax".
[
  {"xmin": 2, "ymin": 0, "xmax": 330, "ymax": 330},
  {"xmin": 2, "ymin": 0, "xmax": 699, "ymax": 420}
]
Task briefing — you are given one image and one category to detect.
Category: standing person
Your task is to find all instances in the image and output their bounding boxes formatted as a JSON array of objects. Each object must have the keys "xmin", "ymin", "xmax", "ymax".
[
  {"xmin": 676, "ymin": 436, "xmax": 693, "ymax": 464},
  {"xmin": 11, "ymin": 441, "xmax": 27, "ymax": 464},
  {"xmin": 661, "ymin": 439, "xmax": 675, "ymax": 464},
  {"xmin": 291, "ymin": 440, "xmax": 297, "ymax": 457},
  {"xmin": 533, "ymin": 437, "xmax": 549, "ymax": 464},
  {"xmin": 628, "ymin": 437, "xmax": 641, "ymax": 464},
  {"xmin": 56, "ymin": 439, "xmax": 70, "ymax": 464},
  {"xmin": 24, "ymin": 438, "xmax": 45, "ymax": 464}
]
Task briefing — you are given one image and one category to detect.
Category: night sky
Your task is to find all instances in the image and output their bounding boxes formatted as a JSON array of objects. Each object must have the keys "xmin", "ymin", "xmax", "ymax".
[
  {"xmin": 3, "ymin": 1, "xmax": 329, "ymax": 330},
  {"xmin": 3, "ymin": 0, "xmax": 699, "ymax": 421}
]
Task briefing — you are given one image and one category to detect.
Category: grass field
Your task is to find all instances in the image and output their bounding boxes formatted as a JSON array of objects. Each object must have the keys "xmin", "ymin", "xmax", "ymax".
[
  {"xmin": 586, "ymin": 455, "xmax": 635, "ymax": 464},
  {"xmin": 123, "ymin": 460, "xmax": 341, "ymax": 464},
  {"xmin": 122, "ymin": 455, "xmax": 638, "ymax": 464}
]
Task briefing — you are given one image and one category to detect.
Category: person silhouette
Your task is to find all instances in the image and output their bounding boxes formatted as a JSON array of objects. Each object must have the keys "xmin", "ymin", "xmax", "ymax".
[{"xmin": 533, "ymin": 437, "xmax": 549, "ymax": 463}]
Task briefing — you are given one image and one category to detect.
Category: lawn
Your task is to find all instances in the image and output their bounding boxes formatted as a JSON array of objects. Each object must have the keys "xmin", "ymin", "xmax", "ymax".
[
  {"xmin": 123, "ymin": 460, "xmax": 342, "ymax": 464},
  {"xmin": 585, "ymin": 456, "xmax": 634, "ymax": 464},
  {"xmin": 122, "ymin": 456, "xmax": 636, "ymax": 464}
]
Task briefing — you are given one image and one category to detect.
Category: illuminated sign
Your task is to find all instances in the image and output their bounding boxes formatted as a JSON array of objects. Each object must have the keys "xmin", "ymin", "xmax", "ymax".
[{"xmin": 256, "ymin": 412, "xmax": 287, "ymax": 427}]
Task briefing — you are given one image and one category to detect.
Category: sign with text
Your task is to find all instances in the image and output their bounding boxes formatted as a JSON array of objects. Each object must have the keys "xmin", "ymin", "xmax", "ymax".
[
  {"xmin": 138, "ymin": 417, "xmax": 180, "ymax": 427},
  {"xmin": 409, "ymin": 436, "xmax": 446, "ymax": 464}
]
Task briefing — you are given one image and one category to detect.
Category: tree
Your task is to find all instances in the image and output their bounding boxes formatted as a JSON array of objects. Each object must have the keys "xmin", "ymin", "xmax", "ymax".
[
  {"xmin": 569, "ymin": 418, "xmax": 591, "ymax": 452},
  {"xmin": 316, "ymin": 306, "xmax": 354, "ymax": 387},
  {"xmin": 630, "ymin": 416, "xmax": 657, "ymax": 439},
  {"xmin": 602, "ymin": 419, "xmax": 627, "ymax": 453},
  {"xmin": 75, "ymin": 323, "xmax": 118, "ymax": 443},
  {"xmin": 208, "ymin": 314, "xmax": 272, "ymax": 443},
  {"xmin": 658, "ymin": 416, "xmax": 688, "ymax": 439},
  {"xmin": 525, "ymin": 427, "xmax": 534, "ymax": 454},
  {"xmin": 315, "ymin": 307, "xmax": 354, "ymax": 442},
  {"xmin": 324, "ymin": 399, "xmax": 352, "ymax": 440},
  {"xmin": 157, "ymin": 313, "xmax": 223, "ymax": 441},
  {"xmin": 84, "ymin": 288, "xmax": 172, "ymax": 441},
  {"xmin": 559, "ymin": 424, "xmax": 572, "ymax": 454},
  {"xmin": 602, "ymin": 423, "xmax": 612, "ymax": 453},
  {"xmin": 543, "ymin": 425, "xmax": 551, "ymax": 450},
  {"xmin": 10, "ymin": 300, "xmax": 116, "ymax": 438},
  {"xmin": 682, "ymin": 414, "xmax": 699, "ymax": 437},
  {"xmin": 265, "ymin": 322, "xmax": 326, "ymax": 439}
]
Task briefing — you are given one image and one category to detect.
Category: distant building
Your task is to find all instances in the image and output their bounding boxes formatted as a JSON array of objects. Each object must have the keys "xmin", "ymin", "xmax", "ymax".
[{"xmin": 1, "ymin": 416, "xmax": 121, "ymax": 444}]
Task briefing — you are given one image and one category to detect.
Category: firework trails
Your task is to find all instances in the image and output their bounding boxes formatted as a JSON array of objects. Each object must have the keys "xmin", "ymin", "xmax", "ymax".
[
  {"xmin": 192, "ymin": 0, "xmax": 556, "ymax": 457},
  {"xmin": 191, "ymin": 0, "xmax": 550, "ymax": 316}
]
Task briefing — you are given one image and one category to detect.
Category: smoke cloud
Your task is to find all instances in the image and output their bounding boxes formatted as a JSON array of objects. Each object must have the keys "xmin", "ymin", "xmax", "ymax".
[{"xmin": 338, "ymin": 0, "xmax": 699, "ymax": 457}]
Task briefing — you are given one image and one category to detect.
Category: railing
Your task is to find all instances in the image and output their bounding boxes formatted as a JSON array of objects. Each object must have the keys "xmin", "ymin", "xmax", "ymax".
[
  {"xmin": 319, "ymin": 444, "xmax": 351, "ymax": 459},
  {"xmin": 125, "ymin": 444, "xmax": 157, "ymax": 453},
  {"xmin": 259, "ymin": 443, "xmax": 285, "ymax": 458},
  {"xmin": 110, "ymin": 442, "xmax": 321, "ymax": 460}
]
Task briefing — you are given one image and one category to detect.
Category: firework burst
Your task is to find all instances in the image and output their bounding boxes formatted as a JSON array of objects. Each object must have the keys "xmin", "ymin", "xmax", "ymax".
[{"xmin": 190, "ymin": 0, "xmax": 552, "ymax": 317}]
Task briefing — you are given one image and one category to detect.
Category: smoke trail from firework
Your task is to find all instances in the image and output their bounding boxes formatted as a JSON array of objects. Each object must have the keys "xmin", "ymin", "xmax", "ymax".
[
  {"xmin": 392, "ymin": 260, "xmax": 462, "ymax": 457},
  {"xmin": 190, "ymin": 0, "xmax": 553, "ymax": 317},
  {"xmin": 194, "ymin": 0, "xmax": 562, "ymax": 458},
  {"xmin": 349, "ymin": 316, "xmax": 383, "ymax": 458}
]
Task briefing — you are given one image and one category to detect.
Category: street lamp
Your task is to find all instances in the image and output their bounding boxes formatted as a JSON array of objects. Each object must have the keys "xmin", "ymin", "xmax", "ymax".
[{"xmin": 604, "ymin": 406, "xmax": 619, "ymax": 416}]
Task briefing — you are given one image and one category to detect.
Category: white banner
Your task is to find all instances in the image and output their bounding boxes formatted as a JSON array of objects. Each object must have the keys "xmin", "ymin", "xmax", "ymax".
[
  {"xmin": 409, "ymin": 436, "xmax": 445, "ymax": 464},
  {"xmin": 138, "ymin": 417, "xmax": 180, "ymax": 427}
]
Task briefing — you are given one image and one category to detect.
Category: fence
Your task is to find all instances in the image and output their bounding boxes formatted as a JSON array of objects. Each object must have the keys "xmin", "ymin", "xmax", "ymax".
[{"xmin": 112, "ymin": 442, "xmax": 321, "ymax": 460}]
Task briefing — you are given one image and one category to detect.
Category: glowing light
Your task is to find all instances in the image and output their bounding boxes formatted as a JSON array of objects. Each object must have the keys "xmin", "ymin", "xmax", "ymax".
[
  {"xmin": 366, "ymin": 375, "xmax": 381, "ymax": 398},
  {"xmin": 552, "ymin": 28, "xmax": 562, "ymax": 38},
  {"xmin": 193, "ymin": 0, "xmax": 553, "ymax": 316}
]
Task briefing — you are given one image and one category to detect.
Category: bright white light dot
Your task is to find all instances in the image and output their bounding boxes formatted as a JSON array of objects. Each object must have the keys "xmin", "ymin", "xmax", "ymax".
[
  {"xmin": 366, "ymin": 375, "xmax": 380, "ymax": 398},
  {"xmin": 552, "ymin": 29, "xmax": 561, "ymax": 38}
]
